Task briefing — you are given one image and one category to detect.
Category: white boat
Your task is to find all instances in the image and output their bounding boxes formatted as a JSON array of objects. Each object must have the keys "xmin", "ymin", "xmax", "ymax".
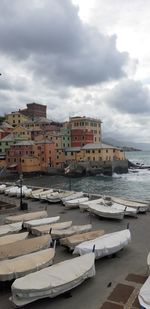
[
  {"xmin": 60, "ymin": 229, "xmax": 105, "ymax": 250},
  {"xmin": 0, "ymin": 248, "xmax": 55, "ymax": 282},
  {"xmin": 31, "ymin": 221, "xmax": 73, "ymax": 236},
  {"xmin": 147, "ymin": 252, "xmax": 150, "ymax": 270},
  {"xmin": 51, "ymin": 224, "xmax": 92, "ymax": 239},
  {"xmin": 73, "ymin": 229, "xmax": 131, "ymax": 259},
  {"xmin": 138, "ymin": 276, "xmax": 150, "ymax": 308},
  {"xmin": 64, "ymin": 197, "xmax": 89, "ymax": 209},
  {"xmin": 5, "ymin": 210, "xmax": 48, "ymax": 224},
  {"xmin": 0, "ymin": 235, "xmax": 52, "ymax": 260},
  {"xmin": 111, "ymin": 203, "xmax": 138, "ymax": 217},
  {"xmin": 24, "ymin": 188, "xmax": 32, "ymax": 198},
  {"xmin": 88, "ymin": 203, "xmax": 125, "ymax": 220},
  {"xmin": 31, "ymin": 188, "xmax": 44, "ymax": 199},
  {"xmin": 8, "ymin": 186, "xmax": 20, "ymax": 197},
  {"xmin": 61, "ymin": 192, "xmax": 84, "ymax": 203},
  {"xmin": 46, "ymin": 191, "xmax": 74, "ymax": 203},
  {"xmin": 79, "ymin": 198, "xmax": 104, "ymax": 211},
  {"xmin": 10, "ymin": 252, "xmax": 95, "ymax": 307},
  {"xmin": 16, "ymin": 186, "xmax": 29, "ymax": 197},
  {"xmin": 0, "ymin": 222, "xmax": 23, "ymax": 236},
  {"xmin": 23, "ymin": 216, "xmax": 60, "ymax": 229},
  {"xmin": 0, "ymin": 184, "xmax": 6, "ymax": 193},
  {"xmin": 38, "ymin": 189, "xmax": 54, "ymax": 200},
  {"xmin": 110, "ymin": 196, "xmax": 149, "ymax": 213},
  {"xmin": 4, "ymin": 186, "xmax": 16, "ymax": 195},
  {"xmin": 0, "ymin": 232, "xmax": 28, "ymax": 246}
]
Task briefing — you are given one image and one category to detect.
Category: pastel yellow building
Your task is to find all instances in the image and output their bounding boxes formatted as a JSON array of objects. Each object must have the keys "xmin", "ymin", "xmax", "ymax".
[
  {"xmin": 80, "ymin": 143, "xmax": 125, "ymax": 161},
  {"xmin": 12, "ymin": 125, "xmax": 31, "ymax": 140},
  {"xmin": 5, "ymin": 112, "xmax": 28, "ymax": 127}
]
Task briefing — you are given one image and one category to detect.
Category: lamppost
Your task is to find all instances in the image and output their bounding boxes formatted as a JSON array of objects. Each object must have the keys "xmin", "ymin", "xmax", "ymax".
[{"xmin": 19, "ymin": 173, "xmax": 23, "ymax": 210}]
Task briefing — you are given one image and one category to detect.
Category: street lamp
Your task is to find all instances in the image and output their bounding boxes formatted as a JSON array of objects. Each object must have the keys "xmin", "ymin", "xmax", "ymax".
[{"xmin": 19, "ymin": 173, "xmax": 23, "ymax": 210}]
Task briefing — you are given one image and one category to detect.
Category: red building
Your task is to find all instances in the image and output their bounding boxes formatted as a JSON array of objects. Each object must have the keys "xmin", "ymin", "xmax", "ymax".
[
  {"xmin": 20, "ymin": 103, "xmax": 47, "ymax": 119},
  {"xmin": 71, "ymin": 129, "xmax": 93, "ymax": 147}
]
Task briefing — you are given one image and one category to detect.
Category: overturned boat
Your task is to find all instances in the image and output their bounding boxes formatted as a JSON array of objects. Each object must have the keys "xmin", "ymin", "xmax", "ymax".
[
  {"xmin": 73, "ymin": 229, "xmax": 131, "ymax": 259},
  {"xmin": 46, "ymin": 191, "xmax": 74, "ymax": 203},
  {"xmin": 51, "ymin": 224, "xmax": 92, "ymax": 239},
  {"xmin": 110, "ymin": 196, "xmax": 149, "ymax": 213},
  {"xmin": 31, "ymin": 221, "xmax": 73, "ymax": 236},
  {"xmin": 0, "ymin": 222, "xmax": 23, "ymax": 237},
  {"xmin": 0, "ymin": 232, "xmax": 28, "ymax": 246},
  {"xmin": 60, "ymin": 229, "xmax": 105, "ymax": 250},
  {"xmin": 88, "ymin": 203, "xmax": 125, "ymax": 220},
  {"xmin": 0, "ymin": 248, "xmax": 55, "ymax": 281},
  {"xmin": 64, "ymin": 197, "xmax": 89, "ymax": 209},
  {"xmin": 0, "ymin": 235, "xmax": 51, "ymax": 260},
  {"xmin": 10, "ymin": 252, "xmax": 95, "ymax": 307},
  {"xmin": 23, "ymin": 216, "xmax": 60, "ymax": 230},
  {"xmin": 61, "ymin": 192, "xmax": 84, "ymax": 204},
  {"xmin": 138, "ymin": 276, "xmax": 150, "ymax": 308},
  {"xmin": 5, "ymin": 210, "xmax": 48, "ymax": 224}
]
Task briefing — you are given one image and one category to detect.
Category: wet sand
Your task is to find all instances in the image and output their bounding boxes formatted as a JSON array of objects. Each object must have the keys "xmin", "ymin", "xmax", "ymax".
[{"xmin": 0, "ymin": 194, "xmax": 149, "ymax": 309}]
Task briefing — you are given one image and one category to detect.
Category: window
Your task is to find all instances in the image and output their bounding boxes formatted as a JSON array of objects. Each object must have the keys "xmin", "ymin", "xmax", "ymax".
[
  {"xmin": 92, "ymin": 150, "xmax": 95, "ymax": 153},
  {"xmin": 106, "ymin": 150, "xmax": 108, "ymax": 153},
  {"xmin": 98, "ymin": 150, "xmax": 101, "ymax": 153}
]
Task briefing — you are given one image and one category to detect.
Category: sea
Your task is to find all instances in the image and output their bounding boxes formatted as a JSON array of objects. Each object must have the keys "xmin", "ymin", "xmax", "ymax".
[{"xmin": 24, "ymin": 151, "xmax": 150, "ymax": 202}]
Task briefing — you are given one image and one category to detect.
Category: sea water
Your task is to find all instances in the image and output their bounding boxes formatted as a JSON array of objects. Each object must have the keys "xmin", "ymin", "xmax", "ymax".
[{"xmin": 24, "ymin": 151, "xmax": 150, "ymax": 202}]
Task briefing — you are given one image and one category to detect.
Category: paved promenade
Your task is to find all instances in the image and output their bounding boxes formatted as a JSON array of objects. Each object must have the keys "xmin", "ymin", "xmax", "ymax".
[{"xmin": 0, "ymin": 194, "xmax": 149, "ymax": 309}]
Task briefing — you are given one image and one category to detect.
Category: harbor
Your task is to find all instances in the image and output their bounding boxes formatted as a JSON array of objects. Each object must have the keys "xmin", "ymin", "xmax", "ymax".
[{"xmin": 0, "ymin": 182, "xmax": 150, "ymax": 308}]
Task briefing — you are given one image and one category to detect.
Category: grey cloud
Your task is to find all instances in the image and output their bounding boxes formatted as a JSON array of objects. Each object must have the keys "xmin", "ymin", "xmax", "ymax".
[
  {"xmin": 105, "ymin": 79, "xmax": 150, "ymax": 114},
  {"xmin": 0, "ymin": 0, "xmax": 130, "ymax": 87}
]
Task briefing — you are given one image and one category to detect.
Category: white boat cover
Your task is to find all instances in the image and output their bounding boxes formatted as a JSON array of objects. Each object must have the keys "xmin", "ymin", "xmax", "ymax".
[
  {"xmin": 31, "ymin": 221, "xmax": 73, "ymax": 236},
  {"xmin": 0, "ymin": 184, "xmax": 6, "ymax": 193},
  {"xmin": 111, "ymin": 196, "xmax": 149, "ymax": 212},
  {"xmin": 62, "ymin": 192, "xmax": 84, "ymax": 203},
  {"xmin": 0, "ymin": 235, "xmax": 51, "ymax": 260},
  {"xmin": 88, "ymin": 203, "xmax": 124, "ymax": 220},
  {"xmin": 73, "ymin": 229, "xmax": 131, "ymax": 259},
  {"xmin": 23, "ymin": 216, "xmax": 60, "ymax": 229},
  {"xmin": 147, "ymin": 252, "xmax": 150, "ymax": 269},
  {"xmin": 60, "ymin": 230, "xmax": 105, "ymax": 250},
  {"xmin": 65, "ymin": 197, "xmax": 89, "ymax": 209},
  {"xmin": 5, "ymin": 210, "xmax": 48, "ymax": 224},
  {"xmin": 0, "ymin": 248, "xmax": 55, "ymax": 281},
  {"xmin": 0, "ymin": 232, "xmax": 28, "ymax": 246},
  {"xmin": 24, "ymin": 188, "xmax": 32, "ymax": 198},
  {"xmin": 111, "ymin": 203, "xmax": 137, "ymax": 217},
  {"xmin": 138, "ymin": 276, "xmax": 150, "ymax": 308},
  {"xmin": 47, "ymin": 191, "xmax": 74, "ymax": 203},
  {"xmin": 10, "ymin": 253, "xmax": 95, "ymax": 307},
  {"xmin": 0, "ymin": 222, "xmax": 23, "ymax": 236},
  {"xmin": 51, "ymin": 224, "xmax": 92, "ymax": 239}
]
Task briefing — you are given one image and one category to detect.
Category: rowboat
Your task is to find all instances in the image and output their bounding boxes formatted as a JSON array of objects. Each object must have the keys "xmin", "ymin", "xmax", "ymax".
[
  {"xmin": 138, "ymin": 276, "xmax": 150, "ymax": 308},
  {"xmin": 110, "ymin": 196, "xmax": 149, "ymax": 213},
  {"xmin": 147, "ymin": 252, "xmax": 150, "ymax": 270},
  {"xmin": 73, "ymin": 229, "xmax": 131, "ymax": 259},
  {"xmin": 111, "ymin": 203, "xmax": 138, "ymax": 217},
  {"xmin": 0, "ymin": 235, "xmax": 51, "ymax": 260},
  {"xmin": 0, "ymin": 184, "xmax": 6, "ymax": 193},
  {"xmin": 88, "ymin": 203, "xmax": 125, "ymax": 220},
  {"xmin": 5, "ymin": 210, "xmax": 48, "ymax": 224},
  {"xmin": 60, "ymin": 230, "xmax": 105, "ymax": 250},
  {"xmin": 30, "ymin": 188, "xmax": 44, "ymax": 199},
  {"xmin": 0, "ymin": 232, "xmax": 28, "ymax": 246},
  {"xmin": 10, "ymin": 253, "xmax": 95, "ymax": 307},
  {"xmin": 23, "ymin": 216, "xmax": 60, "ymax": 230},
  {"xmin": 0, "ymin": 248, "xmax": 55, "ymax": 281},
  {"xmin": 32, "ymin": 189, "xmax": 53, "ymax": 200},
  {"xmin": 24, "ymin": 188, "xmax": 32, "ymax": 198},
  {"xmin": 79, "ymin": 198, "xmax": 104, "ymax": 211},
  {"xmin": 46, "ymin": 191, "xmax": 75, "ymax": 203},
  {"xmin": 64, "ymin": 197, "xmax": 89, "ymax": 209},
  {"xmin": 31, "ymin": 221, "xmax": 73, "ymax": 236},
  {"xmin": 4, "ymin": 186, "xmax": 16, "ymax": 195},
  {"xmin": 0, "ymin": 222, "xmax": 23, "ymax": 237},
  {"xmin": 51, "ymin": 224, "xmax": 92, "ymax": 239},
  {"xmin": 61, "ymin": 192, "xmax": 84, "ymax": 204}
]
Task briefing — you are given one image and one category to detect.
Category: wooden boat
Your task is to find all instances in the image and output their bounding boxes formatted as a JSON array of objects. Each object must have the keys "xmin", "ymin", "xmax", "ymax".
[
  {"xmin": 88, "ymin": 203, "xmax": 124, "ymax": 220},
  {"xmin": 30, "ymin": 188, "xmax": 44, "ymax": 199},
  {"xmin": 64, "ymin": 197, "xmax": 89, "ymax": 209},
  {"xmin": 61, "ymin": 192, "xmax": 84, "ymax": 203},
  {"xmin": 79, "ymin": 198, "xmax": 104, "ymax": 211},
  {"xmin": 23, "ymin": 216, "xmax": 60, "ymax": 229},
  {"xmin": 51, "ymin": 224, "xmax": 92, "ymax": 239},
  {"xmin": 60, "ymin": 230, "xmax": 105, "ymax": 250},
  {"xmin": 110, "ymin": 196, "xmax": 149, "ymax": 213},
  {"xmin": 0, "ymin": 232, "xmax": 28, "ymax": 246},
  {"xmin": 10, "ymin": 252, "xmax": 95, "ymax": 307},
  {"xmin": 0, "ymin": 235, "xmax": 51, "ymax": 260},
  {"xmin": 46, "ymin": 191, "xmax": 74, "ymax": 203},
  {"xmin": 138, "ymin": 276, "xmax": 150, "ymax": 308},
  {"xmin": 32, "ymin": 189, "xmax": 53, "ymax": 200},
  {"xmin": 0, "ymin": 248, "xmax": 55, "ymax": 281},
  {"xmin": 111, "ymin": 203, "xmax": 138, "ymax": 217},
  {"xmin": 31, "ymin": 221, "xmax": 73, "ymax": 236},
  {"xmin": 73, "ymin": 229, "xmax": 131, "ymax": 258},
  {"xmin": 0, "ymin": 222, "xmax": 23, "ymax": 237},
  {"xmin": 5, "ymin": 210, "xmax": 48, "ymax": 224}
]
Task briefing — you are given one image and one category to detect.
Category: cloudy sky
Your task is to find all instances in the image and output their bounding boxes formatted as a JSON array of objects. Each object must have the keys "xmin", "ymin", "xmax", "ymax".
[{"xmin": 0, "ymin": 0, "xmax": 150, "ymax": 143}]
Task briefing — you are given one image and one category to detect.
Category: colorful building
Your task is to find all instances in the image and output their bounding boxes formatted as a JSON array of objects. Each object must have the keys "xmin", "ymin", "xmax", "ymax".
[
  {"xmin": 12, "ymin": 125, "xmax": 31, "ymax": 140},
  {"xmin": 80, "ymin": 143, "xmax": 125, "ymax": 161},
  {"xmin": 5, "ymin": 112, "xmax": 28, "ymax": 127}
]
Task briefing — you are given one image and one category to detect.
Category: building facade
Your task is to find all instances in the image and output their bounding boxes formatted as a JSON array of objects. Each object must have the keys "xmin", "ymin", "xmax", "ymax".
[
  {"xmin": 20, "ymin": 103, "xmax": 47, "ymax": 119},
  {"xmin": 5, "ymin": 112, "xmax": 28, "ymax": 127}
]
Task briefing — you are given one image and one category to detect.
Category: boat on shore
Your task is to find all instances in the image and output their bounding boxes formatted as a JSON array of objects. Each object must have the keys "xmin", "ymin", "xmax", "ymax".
[
  {"xmin": 31, "ymin": 221, "xmax": 73, "ymax": 236},
  {"xmin": 51, "ymin": 224, "xmax": 92, "ymax": 239},
  {"xmin": 0, "ymin": 232, "xmax": 28, "ymax": 246},
  {"xmin": 10, "ymin": 253, "xmax": 95, "ymax": 307},
  {"xmin": 23, "ymin": 216, "xmax": 60, "ymax": 230},
  {"xmin": 138, "ymin": 276, "xmax": 150, "ymax": 308},
  {"xmin": 0, "ymin": 248, "xmax": 55, "ymax": 281},
  {"xmin": 61, "ymin": 192, "xmax": 84, "ymax": 204},
  {"xmin": 5, "ymin": 210, "xmax": 48, "ymax": 224},
  {"xmin": 88, "ymin": 203, "xmax": 125, "ymax": 220},
  {"xmin": 64, "ymin": 197, "xmax": 89, "ymax": 209},
  {"xmin": 73, "ymin": 229, "xmax": 131, "ymax": 259},
  {"xmin": 110, "ymin": 196, "xmax": 149, "ymax": 213},
  {"xmin": 0, "ymin": 222, "xmax": 23, "ymax": 236},
  {"xmin": 0, "ymin": 235, "xmax": 51, "ymax": 260}
]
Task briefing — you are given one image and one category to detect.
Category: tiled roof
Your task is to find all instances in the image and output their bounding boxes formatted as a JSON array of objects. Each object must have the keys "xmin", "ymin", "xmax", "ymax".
[{"xmin": 82, "ymin": 143, "xmax": 121, "ymax": 150}]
